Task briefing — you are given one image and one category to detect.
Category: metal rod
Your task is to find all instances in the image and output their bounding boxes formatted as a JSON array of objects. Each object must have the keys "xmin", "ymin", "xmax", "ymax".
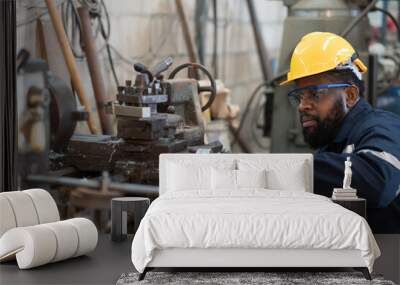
[
  {"xmin": 340, "ymin": 0, "xmax": 378, "ymax": 38},
  {"xmin": 175, "ymin": 0, "xmax": 198, "ymax": 63},
  {"xmin": 367, "ymin": 54, "xmax": 377, "ymax": 108},
  {"xmin": 246, "ymin": 0, "xmax": 272, "ymax": 82},
  {"xmin": 78, "ymin": 7, "xmax": 114, "ymax": 135},
  {"xmin": 27, "ymin": 174, "xmax": 159, "ymax": 197},
  {"xmin": 195, "ymin": 0, "xmax": 207, "ymax": 65},
  {"xmin": 45, "ymin": 0, "xmax": 99, "ymax": 134},
  {"xmin": 246, "ymin": 0, "xmax": 274, "ymax": 142},
  {"xmin": 212, "ymin": 0, "xmax": 218, "ymax": 78}
]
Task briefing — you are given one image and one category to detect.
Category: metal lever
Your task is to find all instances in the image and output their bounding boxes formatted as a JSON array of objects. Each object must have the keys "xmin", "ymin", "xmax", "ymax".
[
  {"xmin": 150, "ymin": 57, "xmax": 174, "ymax": 78},
  {"xmin": 133, "ymin": 63, "xmax": 154, "ymax": 82}
]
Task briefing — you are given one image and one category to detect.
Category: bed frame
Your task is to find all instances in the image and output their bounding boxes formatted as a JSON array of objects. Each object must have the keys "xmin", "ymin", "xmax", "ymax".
[
  {"xmin": 138, "ymin": 154, "xmax": 372, "ymax": 281},
  {"xmin": 139, "ymin": 248, "xmax": 371, "ymax": 280}
]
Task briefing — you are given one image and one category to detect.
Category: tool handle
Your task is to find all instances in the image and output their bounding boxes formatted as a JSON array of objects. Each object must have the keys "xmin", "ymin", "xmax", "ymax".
[
  {"xmin": 45, "ymin": 0, "xmax": 99, "ymax": 134},
  {"xmin": 151, "ymin": 57, "xmax": 173, "ymax": 77}
]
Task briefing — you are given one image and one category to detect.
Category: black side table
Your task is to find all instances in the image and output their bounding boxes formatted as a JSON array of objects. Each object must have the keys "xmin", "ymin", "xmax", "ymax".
[
  {"xmin": 111, "ymin": 197, "xmax": 150, "ymax": 242},
  {"xmin": 331, "ymin": 198, "xmax": 366, "ymax": 218}
]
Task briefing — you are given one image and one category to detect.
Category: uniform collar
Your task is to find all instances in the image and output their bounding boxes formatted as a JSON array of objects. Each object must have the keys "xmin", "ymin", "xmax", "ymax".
[{"xmin": 333, "ymin": 97, "xmax": 371, "ymax": 144}]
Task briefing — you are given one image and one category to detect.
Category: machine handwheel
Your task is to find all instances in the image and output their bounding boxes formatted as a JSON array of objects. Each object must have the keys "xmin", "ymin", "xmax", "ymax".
[{"xmin": 168, "ymin": 63, "xmax": 217, "ymax": 112}]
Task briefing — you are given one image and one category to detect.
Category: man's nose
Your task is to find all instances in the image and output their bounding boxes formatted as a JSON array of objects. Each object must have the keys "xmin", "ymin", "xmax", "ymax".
[{"xmin": 298, "ymin": 98, "xmax": 313, "ymax": 113}]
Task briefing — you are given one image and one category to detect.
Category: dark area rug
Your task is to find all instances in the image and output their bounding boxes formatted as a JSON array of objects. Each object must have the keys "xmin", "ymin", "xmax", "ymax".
[{"xmin": 116, "ymin": 271, "xmax": 396, "ymax": 285}]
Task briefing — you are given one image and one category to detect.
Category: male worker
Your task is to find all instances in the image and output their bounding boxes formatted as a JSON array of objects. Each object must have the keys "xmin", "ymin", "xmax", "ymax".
[{"xmin": 281, "ymin": 32, "xmax": 400, "ymax": 233}]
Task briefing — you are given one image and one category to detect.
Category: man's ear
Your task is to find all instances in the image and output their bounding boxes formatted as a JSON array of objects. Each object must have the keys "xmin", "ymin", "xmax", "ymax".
[{"xmin": 345, "ymin": 86, "xmax": 359, "ymax": 108}]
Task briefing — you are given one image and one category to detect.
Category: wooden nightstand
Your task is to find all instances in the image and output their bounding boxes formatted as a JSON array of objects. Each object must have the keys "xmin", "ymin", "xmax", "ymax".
[{"xmin": 331, "ymin": 198, "xmax": 366, "ymax": 218}]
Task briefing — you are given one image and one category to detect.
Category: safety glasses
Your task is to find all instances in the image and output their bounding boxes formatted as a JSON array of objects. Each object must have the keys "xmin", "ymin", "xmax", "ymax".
[{"xmin": 288, "ymin": 83, "xmax": 353, "ymax": 106}]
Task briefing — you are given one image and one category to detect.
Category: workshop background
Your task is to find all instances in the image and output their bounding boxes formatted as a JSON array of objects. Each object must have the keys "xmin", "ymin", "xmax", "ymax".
[
  {"xmin": 9, "ymin": 0, "xmax": 400, "ymax": 231},
  {"xmin": 16, "ymin": 0, "xmax": 286, "ymax": 152},
  {"xmin": 0, "ymin": 1, "xmax": 398, "ymax": 283}
]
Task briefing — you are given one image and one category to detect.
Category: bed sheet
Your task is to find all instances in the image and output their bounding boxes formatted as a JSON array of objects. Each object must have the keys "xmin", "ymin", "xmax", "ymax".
[{"xmin": 131, "ymin": 190, "xmax": 380, "ymax": 273}]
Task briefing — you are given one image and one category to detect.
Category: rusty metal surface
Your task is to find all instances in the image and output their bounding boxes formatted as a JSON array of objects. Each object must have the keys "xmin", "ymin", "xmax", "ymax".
[
  {"xmin": 65, "ymin": 133, "xmax": 189, "ymax": 182},
  {"xmin": 116, "ymin": 94, "xmax": 168, "ymax": 105},
  {"xmin": 117, "ymin": 116, "xmax": 166, "ymax": 140},
  {"xmin": 48, "ymin": 72, "xmax": 78, "ymax": 152},
  {"xmin": 162, "ymin": 79, "xmax": 205, "ymax": 141},
  {"xmin": 78, "ymin": 7, "xmax": 114, "ymax": 135},
  {"xmin": 54, "ymin": 59, "xmax": 221, "ymax": 185}
]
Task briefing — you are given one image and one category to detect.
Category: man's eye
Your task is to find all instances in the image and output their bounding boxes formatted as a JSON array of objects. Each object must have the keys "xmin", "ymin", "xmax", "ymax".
[
  {"xmin": 304, "ymin": 91, "xmax": 318, "ymax": 99},
  {"xmin": 316, "ymin": 88, "xmax": 329, "ymax": 96}
]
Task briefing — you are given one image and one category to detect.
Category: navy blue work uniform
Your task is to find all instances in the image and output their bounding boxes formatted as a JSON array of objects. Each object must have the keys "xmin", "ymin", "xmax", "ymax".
[{"xmin": 314, "ymin": 98, "xmax": 400, "ymax": 233}]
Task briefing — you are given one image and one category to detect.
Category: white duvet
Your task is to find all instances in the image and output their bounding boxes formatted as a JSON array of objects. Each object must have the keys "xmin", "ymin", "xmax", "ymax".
[{"xmin": 131, "ymin": 190, "xmax": 380, "ymax": 273}]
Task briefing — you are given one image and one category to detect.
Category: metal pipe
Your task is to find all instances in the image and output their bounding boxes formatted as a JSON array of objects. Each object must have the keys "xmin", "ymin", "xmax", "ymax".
[
  {"xmin": 246, "ymin": 0, "xmax": 272, "ymax": 82},
  {"xmin": 27, "ymin": 174, "xmax": 159, "ymax": 197},
  {"xmin": 246, "ymin": 0, "xmax": 274, "ymax": 142},
  {"xmin": 195, "ymin": 0, "xmax": 207, "ymax": 65},
  {"xmin": 367, "ymin": 54, "xmax": 377, "ymax": 108},
  {"xmin": 175, "ymin": 0, "xmax": 198, "ymax": 64},
  {"xmin": 340, "ymin": 0, "xmax": 378, "ymax": 38},
  {"xmin": 78, "ymin": 7, "xmax": 114, "ymax": 135},
  {"xmin": 212, "ymin": 0, "xmax": 218, "ymax": 78}
]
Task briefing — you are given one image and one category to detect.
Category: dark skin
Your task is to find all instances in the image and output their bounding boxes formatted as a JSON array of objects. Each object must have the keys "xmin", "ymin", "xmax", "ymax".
[{"xmin": 296, "ymin": 72, "xmax": 359, "ymax": 135}]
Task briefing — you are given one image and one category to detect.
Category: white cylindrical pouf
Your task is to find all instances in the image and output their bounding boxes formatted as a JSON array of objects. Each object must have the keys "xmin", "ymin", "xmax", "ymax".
[
  {"xmin": 0, "ymin": 218, "xmax": 97, "ymax": 269},
  {"xmin": 0, "ymin": 226, "xmax": 57, "ymax": 269},
  {"xmin": 66, "ymin": 218, "xmax": 98, "ymax": 257},
  {"xmin": 0, "ymin": 196, "xmax": 17, "ymax": 237},
  {"xmin": 1, "ymin": 192, "xmax": 39, "ymax": 227},
  {"xmin": 24, "ymin": 189, "xmax": 60, "ymax": 223},
  {"xmin": 42, "ymin": 221, "xmax": 79, "ymax": 262}
]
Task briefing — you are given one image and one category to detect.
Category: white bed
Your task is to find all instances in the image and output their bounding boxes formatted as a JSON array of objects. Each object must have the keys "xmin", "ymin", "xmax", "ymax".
[{"xmin": 131, "ymin": 154, "xmax": 380, "ymax": 280}]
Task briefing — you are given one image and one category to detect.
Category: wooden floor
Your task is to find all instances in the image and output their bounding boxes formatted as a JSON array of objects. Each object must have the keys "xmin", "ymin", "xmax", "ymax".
[{"xmin": 0, "ymin": 234, "xmax": 133, "ymax": 285}]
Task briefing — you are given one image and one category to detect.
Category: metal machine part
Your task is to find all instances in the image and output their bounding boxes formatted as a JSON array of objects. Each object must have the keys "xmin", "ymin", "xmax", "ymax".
[
  {"xmin": 369, "ymin": 43, "xmax": 400, "ymax": 116},
  {"xmin": 150, "ymin": 56, "xmax": 174, "ymax": 78},
  {"xmin": 48, "ymin": 72, "xmax": 88, "ymax": 152},
  {"xmin": 270, "ymin": 0, "xmax": 370, "ymax": 153},
  {"xmin": 164, "ymin": 62, "xmax": 217, "ymax": 145},
  {"xmin": 59, "ymin": 58, "xmax": 222, "ymax": 184},
  {"xmin": 168, "ymin": 62, "xmax": 217, "ymax": 112}
]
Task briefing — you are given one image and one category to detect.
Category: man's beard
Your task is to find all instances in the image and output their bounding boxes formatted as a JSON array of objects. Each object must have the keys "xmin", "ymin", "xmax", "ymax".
[{"xmin": 300, "ymin": 99, "xmax": 346, "ymax": 149}]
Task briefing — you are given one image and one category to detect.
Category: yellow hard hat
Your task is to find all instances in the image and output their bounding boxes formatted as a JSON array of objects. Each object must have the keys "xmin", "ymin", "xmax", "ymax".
[{"xmin": 280, "ymin": 32, "xmax": 368, "ymax": 85}]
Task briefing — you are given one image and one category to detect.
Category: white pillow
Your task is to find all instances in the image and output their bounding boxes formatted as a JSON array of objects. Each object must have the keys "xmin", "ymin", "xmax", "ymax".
[
  {"xmin": 211, "ymin": 169, "xmax": 268, "ymax": 191},
  {"xmin": 238, "ymin": 158, "xmax": 308, "ymax": 192},
  {"xmin": 212, "ymin": 168, "xmax": 236, "ymax": 190},
  {"xmin": 236, "ymin": 169, "xmax": 267, "ymax": 189},
  {"xmin": 167, "ymin": 162, "xmax": 211, "ymax": 191},
  {"xmin": 267, "ymin": 165, "xmax": 306, "ymax": 191}
]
